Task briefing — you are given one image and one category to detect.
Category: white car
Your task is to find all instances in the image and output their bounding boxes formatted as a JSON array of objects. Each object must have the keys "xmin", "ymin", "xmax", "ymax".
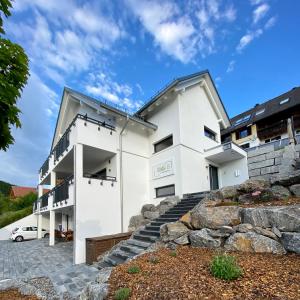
[{"xmin": 11, "ymin": 226, "xmax": 49, "ymax": 242}]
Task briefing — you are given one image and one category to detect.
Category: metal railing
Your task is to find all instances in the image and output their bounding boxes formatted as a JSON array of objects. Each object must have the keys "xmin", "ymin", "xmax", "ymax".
[
  {"xmin": 33, "ymin": 200, "xmax": 38, "ymax": 211},
  {"xmin": 40, "ymin": 157, "xmax": 49, "ymax": 178},
  {"xmin": 84, "ymin": 173, "xmax": 117, "ymax": 183},
  {"xmin": 53, "ymin": 175, "xmax": 74, "ymax": 204},
  {"xmin": 40, "ymin": 191, "xmax": 50, "ymax": 208}
]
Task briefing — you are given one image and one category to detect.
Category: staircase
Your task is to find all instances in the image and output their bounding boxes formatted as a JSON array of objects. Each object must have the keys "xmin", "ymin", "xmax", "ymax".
[{"xmin": 96, "ymin": 192, "xmax": 207, "ymax": 269}]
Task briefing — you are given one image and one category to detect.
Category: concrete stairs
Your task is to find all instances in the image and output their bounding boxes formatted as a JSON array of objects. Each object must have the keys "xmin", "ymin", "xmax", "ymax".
[{"xmin": 96, "ymin": 192, "xmax": 208, "ymax": 269}]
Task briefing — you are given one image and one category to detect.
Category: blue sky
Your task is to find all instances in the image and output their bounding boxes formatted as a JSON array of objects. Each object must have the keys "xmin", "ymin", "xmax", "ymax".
[{"xmin": 0, "ymin": 0, "xmax": 300, "ymax": 186}]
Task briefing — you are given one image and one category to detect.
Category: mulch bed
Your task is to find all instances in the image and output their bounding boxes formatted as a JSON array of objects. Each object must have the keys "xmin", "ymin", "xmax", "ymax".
[
  {"xmin": 108, "ymin": 247, "xmax": 300, "ymax": 300},
  {"xmin": 0, "ymin": 289, "xmax": 39, "ymax": 300}
]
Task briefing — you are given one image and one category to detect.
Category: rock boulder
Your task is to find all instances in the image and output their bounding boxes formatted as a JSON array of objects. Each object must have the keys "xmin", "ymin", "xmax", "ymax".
[
  {"xmin": 160, "ymin": 222, "xmax": 190, "ymax": 242},
  {"xmin": 225, "ymin": 232, "xmax": 286, "ymax": 254},
  {"xmin": 237, "ymin": 179, "xmax": 270, "ymax": 193},
  {"xmin": 271, "ymin": 185, "xmax": 291, "ymax": 199},
  {"xmin": 289, "ymin": 184, "xmax": 300, "ymax": 196},
  {"xmin": 281, "ymin": 232, "xmax": 300, "ymax": 254},
  {"xmin": 189, "ymin": 229, "xmax": 222, "ymax": 249}
]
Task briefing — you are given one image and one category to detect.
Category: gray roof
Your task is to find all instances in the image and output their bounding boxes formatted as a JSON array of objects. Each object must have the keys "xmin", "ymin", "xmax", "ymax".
[
  {"xmin": 222, "ymin": 86, "xmax": 300, "ymax": 135},
  {"xmin": 134, "ymin": 70, "xmax": 230, "ymax": 123}
]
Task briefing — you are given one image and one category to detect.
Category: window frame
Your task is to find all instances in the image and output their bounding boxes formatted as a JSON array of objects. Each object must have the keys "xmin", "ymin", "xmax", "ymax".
[
  {"xmin": 236, "ymin": 126, "xmax": 252, "ymax": 140},
  {"xmin": 155, "ymin": 184, "xmax": 175, "ymax": 198},
  {"xmin": 204, "ymin": 126, "xmax": 217, "ymax": 141},
  {"xmin": 154, "ymin": 135, "xmax": 173, "ymax": 153}
]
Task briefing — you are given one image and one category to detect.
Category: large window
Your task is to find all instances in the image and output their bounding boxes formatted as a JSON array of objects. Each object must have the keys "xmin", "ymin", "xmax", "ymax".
[
  {"xmin": 204, "ymin": 126, "xmax": 216, "ymax": 141},
  {"xmin": 154, "ymin": 135, "xmax": 173, "ymax": 153},
  {"xmin": 236, "ymin": 126, "xmax": 252, "ymax": 140},
  {"xmin": 155, "ymin": 184, "xmax": 175, "ymax": 198}
]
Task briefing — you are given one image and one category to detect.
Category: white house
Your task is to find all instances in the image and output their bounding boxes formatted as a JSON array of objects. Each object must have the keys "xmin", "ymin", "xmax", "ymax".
[{"xmin": 35, "ymin": 70, "xmax": 248, "ymax": 264}]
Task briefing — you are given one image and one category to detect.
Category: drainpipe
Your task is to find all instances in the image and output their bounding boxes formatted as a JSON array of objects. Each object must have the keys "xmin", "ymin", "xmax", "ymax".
[{"xmin": 119, "ymin": 115, "xmax": 130, "ymax": 233}]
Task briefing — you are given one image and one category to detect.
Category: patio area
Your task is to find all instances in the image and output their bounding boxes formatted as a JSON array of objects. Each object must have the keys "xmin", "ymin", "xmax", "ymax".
[{"xmin": 0, "ymin": 239, "xmax": 99, "ymax": 298}]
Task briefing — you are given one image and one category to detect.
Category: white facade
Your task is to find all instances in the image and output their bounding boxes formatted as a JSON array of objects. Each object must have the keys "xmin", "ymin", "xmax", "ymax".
[{"xmin": 36, "ymin": 71, "xmax": 248, "ymax": 264}]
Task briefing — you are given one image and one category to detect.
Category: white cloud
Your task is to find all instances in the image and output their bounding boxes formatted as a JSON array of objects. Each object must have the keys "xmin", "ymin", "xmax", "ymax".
[
  {"xmin": 236, "ymin": 29, "xmax": 263, "ymax": 52},
  {"xmin": 226, "ymin": 60, "xmax": 236, "ymax": 73},
  {"xmin": 250, "ymin": 0, "xmax": 264, "ymax": 6},
  {"xmin": 265, "ymin": 16, "xmax": 277, "ymax": 29},
  {"xmin": 253, "ymin": 3, "xmax": 269, "ymax": 24}
]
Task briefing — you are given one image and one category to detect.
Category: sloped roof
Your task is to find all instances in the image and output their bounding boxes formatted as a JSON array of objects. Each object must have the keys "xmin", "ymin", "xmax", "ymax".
[
  {"xmin": 222, "ymin": 87, "xmax": 300, "ymax": 135},
  {"xmin": 135, "ymin": 70, "xmax": 230, "ymax": 123},
  {"xmin": 11, "ymin": 186, "xmax": 37, "ymax": 198}
]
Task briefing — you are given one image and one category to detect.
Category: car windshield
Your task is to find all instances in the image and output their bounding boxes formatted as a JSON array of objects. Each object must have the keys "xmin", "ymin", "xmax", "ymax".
[{"xmin": 12, "ymin": 227, "xmax": 19, "ymax": 232}]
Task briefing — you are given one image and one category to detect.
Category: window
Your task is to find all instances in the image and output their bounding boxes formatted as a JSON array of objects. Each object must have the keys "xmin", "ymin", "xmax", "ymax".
[
  {"xmin": 154, "ymin": 135, "xmax": 173, "ymax": 153},
  {"xmin": 204, "ymin": 126, "xmax": 216, "ymax": 141},
  {"xmin": 236, "ymin": 126, "xmax": 252, "ymax": 140},
  {"xmin": 233, "ymin": 114, "xmax": 251, "ymax": 125},
  {"xmin": 280, "ymin": 98, "xmax": 289, "ymax": 105},
  {"xmin": 265, "ymin": 136, "xmax": 281, "ymax": 143},
  {"xmin": 155, "ymin": 184, "xmax": 175, "ymax": 198},
  {"xmin": 241, "ymin": 143, "xmax": 250, "ymax": 149},
  {"xmin": 255, "ymin": 109, "xmax": 265, "ymax": 116}
]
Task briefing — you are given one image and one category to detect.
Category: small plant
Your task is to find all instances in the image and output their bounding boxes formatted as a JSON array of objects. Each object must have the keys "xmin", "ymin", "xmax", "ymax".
[
  {"xmin": 114, "ymin": 287, "xmax": 131, "ymax": 300},
  {"xmin": 127, "ymin": 265, "xmax": 140, "ymax": 274},
  {"xmin": 169, "ymin": 251, "xmax": 177, "ymax": 257},
  {"xmin": 210, "ymin": 254, "xmax": 243, "ymax": 281},
  {"xmin": 148, "ymin": 255, "xmax": 159, "ymax": 264}
]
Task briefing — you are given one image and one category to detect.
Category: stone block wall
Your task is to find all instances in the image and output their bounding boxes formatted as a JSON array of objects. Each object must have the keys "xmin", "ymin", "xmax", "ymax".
[{"xmin": 247, "ymin": 143, "xmax": 300, "ymax": 181}]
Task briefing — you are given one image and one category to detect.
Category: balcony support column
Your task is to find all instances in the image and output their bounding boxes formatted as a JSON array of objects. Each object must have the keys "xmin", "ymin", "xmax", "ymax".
[
  {"xmin": 51, "ymin": 171, "xmax": 56, "ymax": 189},
  {"xmin": 49, "ymin": 210, "xmax": 55, "ymax": 246},
  {"xmin": 38, "ymin": 185, "xmax": 43, "ymax": 198},
  {"xmin": 37, "ymin": 214, "xmax": 43, "ymax": 239}
]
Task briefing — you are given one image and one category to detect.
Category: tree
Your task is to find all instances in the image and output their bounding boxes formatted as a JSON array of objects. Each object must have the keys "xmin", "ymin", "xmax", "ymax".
[{"xmin": 0, "ymin": 0, "xmax": 29, "ymax": 151}]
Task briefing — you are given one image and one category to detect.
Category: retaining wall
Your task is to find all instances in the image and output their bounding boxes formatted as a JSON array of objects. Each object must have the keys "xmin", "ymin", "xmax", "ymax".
[{"xmin": 247, "ymin": 143, "xmax": 300, "ymax": 181}]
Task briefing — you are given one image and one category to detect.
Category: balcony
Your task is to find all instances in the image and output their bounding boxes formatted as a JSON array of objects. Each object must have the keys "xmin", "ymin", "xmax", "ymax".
[
  {"xmin": 204, "ymin": 142, "xmax": 247, "ymax": 164},
  {"xmin": 52, "ymin": 176, "xmax": 74, "ymax": 210},
  {"xmin": 40, "ymin": 191, "xmax": 50, "ymax": 212},
  {"xmin": 39, "ymin": 114, "xmax": 117, "ymax": 184},
  {"xmin": 33, "ymin": 200, "xmax": 39, "ymax": 213}
]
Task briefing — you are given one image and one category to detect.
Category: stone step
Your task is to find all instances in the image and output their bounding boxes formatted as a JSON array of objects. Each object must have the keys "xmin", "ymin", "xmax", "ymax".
[
  {"xmin": 120, "ymin": 244, "xmax": 144, "ymax": 255},
  {"xmin": 103, "ymin": 255, "xmax": 125, "ymax": 266},
  {"xmin": 96, "ymin": 261, "xmax": 113, "ymax": 269},
  {"xmin": 113, "ymin": 249, "xmax": 135, "ymax": 261},
  {"xmin": 175, "ymin": 203, "xmax": 198, "ymax": 208},
  {"xmin": 180, "ymin": 198, "xmax": 202, "ymax": 203},
  {"xmin": 149, "ymin": 221, "xmax": 165, "ymax": 227},
  {"xmin": 155, "ymin": 217, "xmax": 178, "ymax": 222},
  {"xmin": 133, "ymin": 233, "xmax": 157, "ymax": 243},
  {"xmin": 126, "ymin": 239, "xmax": 151, "ymax": 249},
  {"xmin": 145, "ymin": 225, "xmax": 161, "ymax": 231},
  {"xmin": 162, "ymin": 213, "xmax": 183, "ymax": 218},
  {"xmin": 164, "ymin": 209, "xmax": 187, "ymax": 215},
  {"xmin": 139, "ymin": 230, "xmax": 160, "ymax": 237}
]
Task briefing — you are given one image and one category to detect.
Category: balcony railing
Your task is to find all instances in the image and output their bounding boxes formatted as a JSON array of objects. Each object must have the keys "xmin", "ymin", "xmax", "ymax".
[
  {"xmin": 40, "ymin": 157, "xmax": 49, "ymax": 178},
  {"xmin": 33, "ymin": 200, "xmax": 38, "ymax": 212},
  {"xmin": 84, "ymin": 173, "xmax": 116, "ymax": 183},
  {"xmin": 40, "ymin": 191, "xmax": 50, "ymax": 208},
  {"xmin": 53, "ymin": 175, "xmax": 74, "ymax": 205}
]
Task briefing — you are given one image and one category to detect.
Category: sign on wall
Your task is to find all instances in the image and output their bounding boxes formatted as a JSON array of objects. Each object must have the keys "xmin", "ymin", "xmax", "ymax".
[{"xmin": 152, "ymin": 159, "xmax": 174, "ymax": 179}]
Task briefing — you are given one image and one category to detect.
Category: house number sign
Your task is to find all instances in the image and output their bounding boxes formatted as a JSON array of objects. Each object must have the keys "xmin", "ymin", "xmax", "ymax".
[{"xmin": 152, "ymin": 159, "xmax": 174, "ymax": 179}]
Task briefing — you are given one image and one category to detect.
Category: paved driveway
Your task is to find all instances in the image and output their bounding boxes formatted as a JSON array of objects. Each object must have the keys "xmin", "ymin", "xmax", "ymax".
[{"xmin": 0, "ymin": 239, "xmax": 99, "ymax": 298}]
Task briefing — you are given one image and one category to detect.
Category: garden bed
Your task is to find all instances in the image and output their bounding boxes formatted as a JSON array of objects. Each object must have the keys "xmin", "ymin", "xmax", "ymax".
[
  {"xmin": 108, "ymin": 246, "xmax": 300, "ymax": 300},
  {"xmin": 0, "ymin": 289, "xmax": 39, "ymax": 300}
]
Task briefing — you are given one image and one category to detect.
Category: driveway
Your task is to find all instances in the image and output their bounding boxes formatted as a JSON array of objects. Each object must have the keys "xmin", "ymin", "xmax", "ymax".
[{"xmin": 0, "ymin": 239, "xmax": 99, "ymax": 298}]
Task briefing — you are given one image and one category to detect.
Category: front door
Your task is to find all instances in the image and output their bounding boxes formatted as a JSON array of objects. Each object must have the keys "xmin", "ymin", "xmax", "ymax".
[{"xmin": 209, "ymin": 165, "xmax": 219, "ymax": 190}]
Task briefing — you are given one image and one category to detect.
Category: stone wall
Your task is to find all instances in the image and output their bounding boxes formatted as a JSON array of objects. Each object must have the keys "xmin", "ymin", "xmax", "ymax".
[{"xmin": 247, "ymin": 143, "xmax": 300, "ymax": 181}]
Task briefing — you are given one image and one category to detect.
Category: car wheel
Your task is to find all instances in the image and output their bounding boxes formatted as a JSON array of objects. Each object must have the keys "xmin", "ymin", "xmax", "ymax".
[
  {"xmin": 15, "ymin": 236, "xmax": 23, "ymax": 242},
  {"xmin": 44, "ymin": 233, "xmax": 49, "ymax": 238}
]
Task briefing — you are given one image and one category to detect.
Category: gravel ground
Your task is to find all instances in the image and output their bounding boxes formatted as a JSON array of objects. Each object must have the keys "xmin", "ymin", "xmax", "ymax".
[
  {"xmin": 108, "ymin": 246, "xmax": 300, "ymax": 300},
  {"xmin": 0, "ymin": 277, "xmax": 61, "ymax": 300}
]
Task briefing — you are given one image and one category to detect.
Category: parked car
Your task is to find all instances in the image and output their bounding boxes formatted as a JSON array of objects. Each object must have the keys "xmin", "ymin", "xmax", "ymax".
[{"xmin": 11, "ymin": 226, "xmax": 49, "ymax": 242}]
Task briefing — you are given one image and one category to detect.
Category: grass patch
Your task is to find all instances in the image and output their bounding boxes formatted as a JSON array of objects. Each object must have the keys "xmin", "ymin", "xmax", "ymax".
[
  {"xmin": 114, "ymin": 288, "xmax": 131, "ymax": 300},
  {"xmin": 0, "ymin": 206, "xmax": 32, "ymax": 228},
  {"xmin": 127, "ymin": 265, "xmax": 140, "ymax": 274},
  {"xmin": 148, "ymin": 255, "xmax": 159, "ymax": 264},
  {"xmin": 169, "ymin": 251, "xmax": 177, "ymax": 257},
  {"xmin": 210, "ymin": 254, "xmax": 243, "ymax": 281}
]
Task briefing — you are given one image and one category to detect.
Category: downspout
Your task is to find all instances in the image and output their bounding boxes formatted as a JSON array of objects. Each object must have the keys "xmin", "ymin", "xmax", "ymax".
[{"xmin": 119, "ymin": 115, "xmax": 130, "ymax": 233}]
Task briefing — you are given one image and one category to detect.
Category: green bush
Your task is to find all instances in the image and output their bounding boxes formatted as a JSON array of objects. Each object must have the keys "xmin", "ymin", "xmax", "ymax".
[
  {"xmin": 11, "ymin": 192, "xmax": 37, "ymax": 210},
  {"xmin": 127, "ymin": 265, "xmax": 140, "ymax": 274},
  {"xmin": 148, "ymin": 255, "xmax": 159, "ymax": 264},
  {"xmin": 169, "ymin": 251, "xmax": 177, "ymax": 257},
  {"xmin": 0, "ymin": 206, "xmax": 32, "ymax": 228},
  {"xmin": 210, "ymin": 254, "xmax": 243, "ymax": 281},
  {"xmin": 114, "ymin": 288, "xmax": 131, "ymax": 300}
]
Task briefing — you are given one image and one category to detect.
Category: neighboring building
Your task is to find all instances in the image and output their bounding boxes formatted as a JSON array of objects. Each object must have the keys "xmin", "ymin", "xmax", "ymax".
[
  {"xmin": 10, "ymin": 186, "xmax": 37, "ymax": 198},
  {"xmin": 221, "ymin": 87, "xmax": 300, "ymax": 149},
  {"xmin": 34, "ymin": 70, "xmax": 248, "ymax": 264}
]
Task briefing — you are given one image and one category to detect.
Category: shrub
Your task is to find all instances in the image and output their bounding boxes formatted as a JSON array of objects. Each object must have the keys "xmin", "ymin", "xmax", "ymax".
[
  {"xmin": 148, "ymin": 255, "xmax": 159, "ymax": 264},
  {"xmin": 210, "ymin": 254, "xmax": 243, "ymax": 281},
  {"xmin": 127, "ymin": 265, "xmax": 140, "ymax": 274},
  {"xmin": 0, "ymin": 206, "xmax": 32, "ymax": 228},
  {"xmin": 169, "ymin": 251, "xmax": 177, "ymax": 257},
  {"xmin": 114, "ymin": 288, "xmax": 131, "ymax": 300}
]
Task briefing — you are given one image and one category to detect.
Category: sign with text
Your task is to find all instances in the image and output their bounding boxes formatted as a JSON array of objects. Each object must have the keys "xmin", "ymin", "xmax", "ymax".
[{"xmin": 152, "ymin": 159, "xmax": 174, "ymax": 179}]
